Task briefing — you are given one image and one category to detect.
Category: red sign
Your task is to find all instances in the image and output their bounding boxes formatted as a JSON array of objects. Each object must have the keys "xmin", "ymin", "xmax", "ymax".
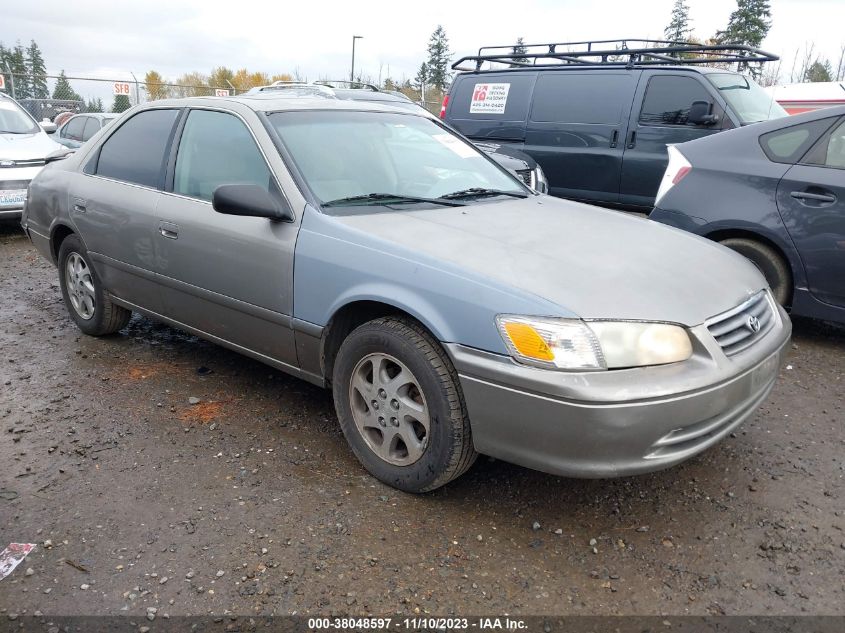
[
  {"xmin": 113, "ymin": 82, "xmax": 131, "ymax": 96},
  {"xmin": 0, "ymin": 75, "xmax": 5, "ymax": 90},
  {"xmin": 214, "ymin": 89, "xmax": 230, "ymax": 97}
]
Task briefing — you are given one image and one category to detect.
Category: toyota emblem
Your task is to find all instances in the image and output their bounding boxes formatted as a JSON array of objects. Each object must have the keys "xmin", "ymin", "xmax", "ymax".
[{"xmin": 745, "ymin": 314, "xmax": 761, "ymax": 333}]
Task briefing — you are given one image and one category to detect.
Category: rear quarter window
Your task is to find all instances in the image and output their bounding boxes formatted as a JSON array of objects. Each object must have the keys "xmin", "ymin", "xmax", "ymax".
[
  {"xmin": 530, "ymin": 73, "xmax": 634, "ymax": 124},
  {"xmin": 759, "ymin": 118, "xmax": 838, "ymax": 164}
]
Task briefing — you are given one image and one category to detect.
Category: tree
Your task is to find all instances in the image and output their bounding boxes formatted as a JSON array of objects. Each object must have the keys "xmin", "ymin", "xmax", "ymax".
[
  {"xmin": 804, "ymin": 59, "xmax": 832, "ymax": 83},
  {"xmin": 26, "ymin": 40, "xmax": 48, "ymax": 98},
  {"xmin": 271, "ymin": 73, "xmax": 293, "ymax": 83},
  {"xmin": 52, "ymin": 70, "xmax": 83, "ymax": 101},
  {"xmin": 510, "ymin": 37, "xmax": 528, "ymax": 67},
  {"xmin": 231, "ymin": 69, "xmax": 270, "ymax": 91},
  {"xmin": 209, "ymin": 66, "xmax": 235, "ymax": 91},
  {"xmin": 173, "ymin": 71, "xmax": 209, "ymax": 97},
  {"xmin": 7, "ymin": 43, "xmax": 30, "ymax": 99},
  {"xmin": 112, "ymin": 94, "xmax": 131, "ymax": 113},
  {"xmin": 717, "ymin": 0, "xmax": 771, "ymax": 48},
  {"xmin": 664, "ymin": 0, "xmax": 692, "ymax": 42},
  {"xmin": 144, "ymin": 70, "xmax": 170, "ymax": 100},
  {"xmin": 86, "ymin": 97, "xmax": 104, "ymax": 113},
  {"xmin": 426, "ymin": 25, "xmax": 452, "ymax": 92}
]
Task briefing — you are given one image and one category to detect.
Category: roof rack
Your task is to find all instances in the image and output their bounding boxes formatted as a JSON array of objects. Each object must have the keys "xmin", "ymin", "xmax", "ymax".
[
  {"xmin": 452, "ymin": 38, "xmax": 779, "ymax": 72},
  {"xmin": 315, "ymin": 80, "xmax": 380, "ymax": 91}
]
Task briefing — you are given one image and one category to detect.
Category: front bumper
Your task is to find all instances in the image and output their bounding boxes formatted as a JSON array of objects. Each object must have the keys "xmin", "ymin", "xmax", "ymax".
[
  {"xmin": 448, "ymin": 305, "xmax": 791, "ymax": 478},
  {"xmin": 1, "ymin": 165, "xmax": 41, "ymax": 219}
]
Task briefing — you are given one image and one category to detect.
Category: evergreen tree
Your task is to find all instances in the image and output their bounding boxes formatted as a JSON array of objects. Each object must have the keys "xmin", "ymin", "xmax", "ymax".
[
  {"xmin": 52, "ymin": 70, "xmax": 83, "ymax": 101},
  {"xmin": 112, "ymin": 94, "xmax": 131, "ymax": 113},
  {"xmin": 86, "ymin": 97, "xmax": 104, "ymax": 113},
  {"xmin": 510, "ymin": 37, "xmax": 528, "ymax": 67},
  {"xmin": 413, "ymin": 62, "xmax": 428, "ymax": 92},
  {"xmin": 717, "ymin": 0, "xmax": 771, "ymax": 48},
  {"xmin": 664, "ymin": 0, "xmax": 692, "ymax": 42},
  {"xmin": 804, "ymin": 59, "xmax": 832, "ymax": 83},
  {"xmin": 8, "ymin": 43, "xmax": 30, "ymax": 99},
  {"xmin": 425, "ymin": 25, "xmax": 452, "ymax": 92},
  {"xmin": 26, "ymin": 40, "xmax": 48, "ymax": 98}
]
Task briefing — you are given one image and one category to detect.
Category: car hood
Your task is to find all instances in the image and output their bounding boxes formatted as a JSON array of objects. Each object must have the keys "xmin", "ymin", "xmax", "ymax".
[
  {"xmin": 0, "ymin": 131, "xmax": 64, "ymax": 160},
  {"xmin": 331, "ymin": 196, "xmax": 767, "ymax": 326}
]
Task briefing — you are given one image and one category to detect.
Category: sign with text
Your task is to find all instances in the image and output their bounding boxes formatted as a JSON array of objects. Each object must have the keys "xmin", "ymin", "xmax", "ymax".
[
  {"xmin": 469, "ymin": 83, "xmax": 510, "ymax": 114},
  {"xmin": 214, "ymin": 89, "xmax": 230, "ymax": 97},
  {"xmin": 113, "ymin": 82, "xmax": 131, "ymax": 96},
  {"xmin": 0, "ymin": 75, "xmax": 5, "ymax": 90}
]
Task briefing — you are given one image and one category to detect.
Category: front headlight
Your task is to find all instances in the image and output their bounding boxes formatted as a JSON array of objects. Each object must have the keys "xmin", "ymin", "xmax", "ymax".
[{"xmin": 496, "ymin": 315, "xmax": 692, "ymax": 370}]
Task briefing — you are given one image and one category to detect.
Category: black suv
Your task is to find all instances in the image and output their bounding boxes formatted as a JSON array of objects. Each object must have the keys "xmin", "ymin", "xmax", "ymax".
[{"xmin": 443, "ymin": 39, "xmax": 786, "ymax": 210}]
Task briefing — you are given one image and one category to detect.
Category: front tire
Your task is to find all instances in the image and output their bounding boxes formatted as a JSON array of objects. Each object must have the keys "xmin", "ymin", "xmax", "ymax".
[
  {"xmin": 332, "ymin": 317, "xmax": 477, "ymax": 493},
  {"xmin": 58, "ymin": 234, "xmax": 131, "ymax": 336},
  {"xmin": 719, "ymin": 237, "xmax": 792, "ymax": 306}
]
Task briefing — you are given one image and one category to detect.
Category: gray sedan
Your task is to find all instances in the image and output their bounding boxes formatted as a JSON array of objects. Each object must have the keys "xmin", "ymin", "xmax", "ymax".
[
  {"xmin": 21, "ymin": 95, "xmax": 791, "ymax": 492},
  {"xmin": 54, "ymin": 113, "xmax": 119, "ymax": 149}
]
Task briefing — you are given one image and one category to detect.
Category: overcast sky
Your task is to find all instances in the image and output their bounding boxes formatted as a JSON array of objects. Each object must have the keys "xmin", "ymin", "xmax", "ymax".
[{"xmin": 3, "ymin": 0, "xmax": 843, "ymax": 86}]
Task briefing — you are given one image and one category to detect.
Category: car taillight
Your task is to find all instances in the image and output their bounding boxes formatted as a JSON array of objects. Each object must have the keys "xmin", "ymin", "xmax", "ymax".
[
  {"xmin": 655, "ymin": 145, "xmax": 692, "ymax": 206},
  {"xmin": 439, "ymin": 95, "xmax": 449, "ymax": 119}
]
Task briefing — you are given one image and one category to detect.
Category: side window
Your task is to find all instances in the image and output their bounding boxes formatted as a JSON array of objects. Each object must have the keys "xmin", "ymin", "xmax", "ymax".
[
  {"xmin": 96, "ymin": 109, "xmax": 180, "ymax": 188},
  {"xmin": 759, "ymin": 118, "xmax": 837, "ymax": 165},
  {"xmin": 530, "ymin": 73, "xmax": 634, "ymax": 124},
  {"xmin": 804, "ymin": 118, "xmax": 845, "ymax": 169},
  {"xmin": 639, "ymin": 76, "xmax": 714, "ymax": 126},
  {"xmin": 81, "ymin": 117, "xmax": 101, "ymax": 142},
  {"xmin": 63, "ymin": 116, "xmax": 86, "ymax": 141},
  {"xmin": 173, "ymin": 109, "xmax": 272, "ymax": 202}
]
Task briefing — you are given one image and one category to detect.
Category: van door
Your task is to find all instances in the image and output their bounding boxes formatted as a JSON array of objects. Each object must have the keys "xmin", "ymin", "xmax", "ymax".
[
  {"xmin": 522, "ymin": 71, "xmax": 640, "ymax": 205},
  {"xmin": 619, "ymin": 72, "xmax": 726, "ymax": 208}
]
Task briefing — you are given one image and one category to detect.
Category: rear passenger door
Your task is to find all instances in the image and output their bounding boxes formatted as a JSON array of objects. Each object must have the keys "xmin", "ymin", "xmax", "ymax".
[
  {"xmin": 523, "ymin": 71, "xmax": 639, "ymax": 205},
  {"xmin": 620, "ymin": 72, "xmax": 726, "ymax": 208}
]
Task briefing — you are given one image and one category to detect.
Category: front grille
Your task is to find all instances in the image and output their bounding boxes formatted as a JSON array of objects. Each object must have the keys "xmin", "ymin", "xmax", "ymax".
[
  {"xmin": 0, "ymin": 180, "xmax": 30, "ymax": 190},
  {"xmin": 515, "ymin": 168, "xmax": 533, "ymax": 188},
  {"xmin": 706, "ymin": 290, "xmax": 775, "ymax": 356},
  {"xmin": 0, "ymin": 159, "xmax": 45, "ymax": 168}
]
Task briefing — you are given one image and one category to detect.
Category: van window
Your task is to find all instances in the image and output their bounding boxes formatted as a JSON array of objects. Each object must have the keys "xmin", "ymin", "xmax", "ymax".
[
  {"xmin": 96, "ymin": 109, "xmax": 179, "ymax": 188},
  {"xmin": 529, "ymin": 73, "xmax": 633, "ymax": 124},
  {"xmin": 449, "ymin": 73, "xmax": 534, "ymax": 121},
  {"xmin": 707, "ymin": 73, "xmax": 786, "ymax": 123},
  {"xmin": 639, "ymin": 76, "xmax": 713, "ymax": 126}
]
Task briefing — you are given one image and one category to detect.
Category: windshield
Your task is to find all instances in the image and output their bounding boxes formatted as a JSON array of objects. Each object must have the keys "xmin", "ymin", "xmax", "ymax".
[
  {"xmin": 707, "ymin": 73, "xmax": 787, "ymax": 124},
  {"xmin": 0, "ymin": 98, "xmax": 40, "ymax": 134},
  {"xmin": 268, "ymin": 110, "xmax": 524, "ymax": 206}
]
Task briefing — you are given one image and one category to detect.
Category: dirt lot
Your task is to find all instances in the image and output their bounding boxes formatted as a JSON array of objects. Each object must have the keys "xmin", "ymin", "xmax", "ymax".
[{"xmin": 1, "ymin": 222, "xmax": 843, "ymax": 618}]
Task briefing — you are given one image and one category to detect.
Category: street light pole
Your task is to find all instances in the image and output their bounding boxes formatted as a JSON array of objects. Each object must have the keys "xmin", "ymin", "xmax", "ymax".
[{"xmin": 350, "ymin": 35, "xmax": 363, "ymax": 83}]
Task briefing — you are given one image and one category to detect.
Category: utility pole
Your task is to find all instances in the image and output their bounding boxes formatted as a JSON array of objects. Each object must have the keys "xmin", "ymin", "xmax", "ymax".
[{"xmin": 351, "ymin": 35, "xmax": 363, "ymax": 83}]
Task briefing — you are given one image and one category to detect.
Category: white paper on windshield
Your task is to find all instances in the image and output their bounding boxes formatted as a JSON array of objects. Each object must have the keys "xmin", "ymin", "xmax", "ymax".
[
  {"xmin": 469, "ymin": 83, "xmax": 510, "ymax": 114},
  {"xmin": 433, "ymin": 134, "xmax": 478, "ymax": 158}
]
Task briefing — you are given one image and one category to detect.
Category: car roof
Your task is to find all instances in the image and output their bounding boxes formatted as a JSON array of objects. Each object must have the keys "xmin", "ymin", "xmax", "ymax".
[{"xmin": 135, "ymin": 94, "xmax": 430, "ymax": 116}]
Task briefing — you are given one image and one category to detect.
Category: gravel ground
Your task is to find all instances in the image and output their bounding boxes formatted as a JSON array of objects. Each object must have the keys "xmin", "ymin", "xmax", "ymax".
[{"xmin": 1, "ymin": 222, "xmax": 843, "ymax": 618}]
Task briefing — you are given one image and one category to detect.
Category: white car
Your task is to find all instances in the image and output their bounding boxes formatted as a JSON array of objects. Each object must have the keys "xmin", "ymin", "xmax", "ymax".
[{"xmin": 0, "ymin": 92, "xmax": 65, "ymax": 220}]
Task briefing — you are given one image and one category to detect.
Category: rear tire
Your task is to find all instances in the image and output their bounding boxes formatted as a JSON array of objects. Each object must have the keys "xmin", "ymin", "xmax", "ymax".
[
  {"xmin": 719, "ymin": 237, "xmax": 792, "ymax": 306},
  {"xmin": 332, "ymin": 316, "xmax": 477, "ymax": 493},
  {"xmin": 58, "ymin": 234, "xmax": 132, "ymax": 336}
]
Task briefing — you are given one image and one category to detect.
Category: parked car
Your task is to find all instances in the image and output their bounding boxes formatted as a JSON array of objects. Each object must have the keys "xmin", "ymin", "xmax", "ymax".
[
  {"xmin": 0, "ymin": 92, "xmax": 66, "ymax": 220},
  {"xmin": 247, "ymin": 80, "xmax": 548, "ymax": 191},
  {"xmin": 444, "ymin": 39, "xmax": 786, "ymax": 209},
  {"xmin": 650, "ymin": 105, "xmax": 845, "ymax": 324},
  {"xmin": 22, "ymin": 95, "xmax": 791, "ymax": 492},
  {"xmin": 55, "ymin": 113, "xmax": 120, "ymax": 149},
  {"xmin": 18, "ymin": 98, "xmax": 85, "ymax": 123},
  {"xmin": 53, "ymin": 111, "xmax": 76, "ymax": 129}
]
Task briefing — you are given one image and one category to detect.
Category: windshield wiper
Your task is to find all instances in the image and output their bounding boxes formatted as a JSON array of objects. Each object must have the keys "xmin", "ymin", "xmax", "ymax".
[
  {"xmin": 439, "ymin": 187, "xmax": 529, "ymax": 200},
  {"xmin": 322, "ymin": 193, "xmax": 465, "ymax": 208}
]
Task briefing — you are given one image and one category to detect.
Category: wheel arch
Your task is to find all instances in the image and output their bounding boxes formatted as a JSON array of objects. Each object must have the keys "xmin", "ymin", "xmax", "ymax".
[{"xmin": 49, "ymin": 222, "xmax": 78, "ymax": 264}]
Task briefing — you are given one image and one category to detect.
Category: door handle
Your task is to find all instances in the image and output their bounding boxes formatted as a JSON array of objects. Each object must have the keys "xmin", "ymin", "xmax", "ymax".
[
  {"xmin": 158, "ymin": 221, "xmax": 179, "ymax": 239},
  {"xmin": 626, "ymin": 130, "xmax": 637, "ymax": 149},
  {"xmin": 790, "ymin": 191, "xmax": 836, "ymax": 204},
  {"xmin": 610, "ymin": 129, "xmax": 619, "ymax": 148},
  {"xmin": 72, "ymin": 197, "xmax": 87, "ymax": 213}
]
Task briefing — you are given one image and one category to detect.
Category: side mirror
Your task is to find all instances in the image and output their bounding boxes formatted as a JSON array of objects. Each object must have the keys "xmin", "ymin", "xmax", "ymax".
[
  {"xmin": 45, "ymin": 148, "xmax": 75, "ymax": 163},
  {"xmin": 40, "ymin": 120, "xmax": 57, "ymax": 134},
  {"xmin": 688, "ymin": 100, "xmax": 719, "ymax": 126},
  {"xmin": 212, "ymin": 184, "xmax": 293, "ymax": 221}
]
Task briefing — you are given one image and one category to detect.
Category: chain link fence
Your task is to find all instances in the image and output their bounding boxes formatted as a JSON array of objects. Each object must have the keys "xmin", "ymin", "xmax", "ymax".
[{"xmin": 0, "ymin": 72, "xmax": 236, "ymax": 122}]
